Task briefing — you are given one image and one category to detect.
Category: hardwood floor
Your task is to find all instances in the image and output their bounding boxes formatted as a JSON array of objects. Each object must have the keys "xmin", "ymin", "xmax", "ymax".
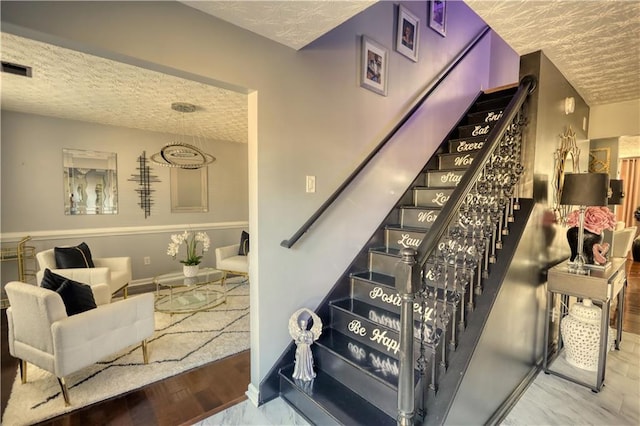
[{"xmin": 2, "ymin": 260, "xmax": 639, "ymax": 425}]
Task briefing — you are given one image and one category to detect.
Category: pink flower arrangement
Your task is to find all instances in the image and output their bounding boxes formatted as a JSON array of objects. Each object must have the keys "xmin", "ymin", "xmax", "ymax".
[{"xmin": 566, "ymin": 206, "xmax": 616, "ymax": 235}]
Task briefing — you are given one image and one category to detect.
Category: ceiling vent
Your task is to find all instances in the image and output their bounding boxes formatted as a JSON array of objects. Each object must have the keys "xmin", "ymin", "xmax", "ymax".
[{"xmin": 1, "ymin": 61, "xmax": 32, "ymax": 77}]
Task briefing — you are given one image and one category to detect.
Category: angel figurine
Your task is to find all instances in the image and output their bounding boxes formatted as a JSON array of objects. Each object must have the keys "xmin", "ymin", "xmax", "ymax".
[{"xmin": 288, "ymin": 308, "xmax": 323, "ymax": 382}]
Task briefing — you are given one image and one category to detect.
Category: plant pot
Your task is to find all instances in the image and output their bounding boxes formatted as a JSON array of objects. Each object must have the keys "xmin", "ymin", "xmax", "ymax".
[{"xmin": 183, "ymin": 264, "xmax": 199, "ymax": 277}]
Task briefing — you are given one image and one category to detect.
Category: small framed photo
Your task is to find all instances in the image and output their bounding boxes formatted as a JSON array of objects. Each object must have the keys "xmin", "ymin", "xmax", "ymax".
[
  {"xmin": 360, "ymin": 35, "xmax": 388, "ymax": 96},
  {"xmin": 429, "ymin": 0, "xmax": 447, "ymax": 37},
  {"xmin": 396, "ymin": 5, "xmax": 420, "ymax": 62}
]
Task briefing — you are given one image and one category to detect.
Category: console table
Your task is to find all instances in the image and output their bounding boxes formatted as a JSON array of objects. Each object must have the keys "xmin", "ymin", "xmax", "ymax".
[{"xmin": 543, "ymin": 258, "xmax": 626, "ymax": 392}]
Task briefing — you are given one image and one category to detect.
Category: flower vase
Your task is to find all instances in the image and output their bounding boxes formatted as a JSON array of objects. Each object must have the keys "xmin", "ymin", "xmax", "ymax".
[
  {"xmin": 566, "ymin": 227, "xmax": 603, "ymax": 265},
  {"xmin": 183, "ymin": 264, "xmax": 199, "ymax": 277}
]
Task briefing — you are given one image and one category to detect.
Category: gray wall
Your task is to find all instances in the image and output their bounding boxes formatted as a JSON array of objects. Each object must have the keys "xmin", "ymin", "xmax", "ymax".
[
  {"xmin": 0, "ymin": 0, "xmax": 520, "ymax": 398},
  {"xmin": 0, "ymin": 110, "xmax": 248, "ymax": 284}
]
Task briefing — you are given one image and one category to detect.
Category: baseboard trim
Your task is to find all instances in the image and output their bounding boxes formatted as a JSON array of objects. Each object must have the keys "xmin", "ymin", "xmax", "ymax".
[
  {"xmin": 1, "ymin": 221, "xmax": 248, "ymax": 243},
  {"xmin": 246, "ymin": 383, "xmax": 260, "ymax": 407}
]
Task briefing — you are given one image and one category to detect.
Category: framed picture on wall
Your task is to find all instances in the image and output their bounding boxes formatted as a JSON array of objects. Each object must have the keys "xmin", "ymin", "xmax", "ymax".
[
  {"xmin": 396, "ymin": 5, "xmax": 420, "ymax": 62},
  {"xmin": 429, "ymin": 0, "xmax": 447, "ymax": 37},
  {"xmin": 360, "ymin": 35, "xmax": 388, "ymax": 96}
]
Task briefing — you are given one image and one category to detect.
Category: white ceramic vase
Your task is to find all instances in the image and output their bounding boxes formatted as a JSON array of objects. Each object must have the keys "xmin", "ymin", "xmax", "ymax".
[
  {"xmin": 183, "ymin": 264, "xmax": 199, "ymax": 277},
  {"xmin": 560, "ymin": 298, "xmax": 601, "ymax": 371}
]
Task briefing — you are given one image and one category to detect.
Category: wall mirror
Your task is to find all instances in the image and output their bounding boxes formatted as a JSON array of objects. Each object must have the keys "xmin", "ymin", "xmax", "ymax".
[
  {"xmin": 64, "ymin": 149, "xmax": 118, "ymax": 215},
  {"xmin": 170, "ymin": 167, "xmax": 208, "ymax": 213}
]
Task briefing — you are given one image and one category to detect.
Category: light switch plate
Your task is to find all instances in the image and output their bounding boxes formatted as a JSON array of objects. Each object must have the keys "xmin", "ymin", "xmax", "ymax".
[{"xmin": 306, "ymin": 176, "xmax": 316, "ymax": 193}]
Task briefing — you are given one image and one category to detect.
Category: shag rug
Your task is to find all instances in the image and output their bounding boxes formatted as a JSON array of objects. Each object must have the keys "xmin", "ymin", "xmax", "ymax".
[{"xmin": 2, "ymin": 278, "xmax": 250, "ymax": 426}]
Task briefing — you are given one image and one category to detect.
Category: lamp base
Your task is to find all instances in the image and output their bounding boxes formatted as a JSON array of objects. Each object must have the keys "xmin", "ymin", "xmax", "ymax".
[{"xmin": 567, "ymin": 260, "xmax": 611, "ymax": 272}]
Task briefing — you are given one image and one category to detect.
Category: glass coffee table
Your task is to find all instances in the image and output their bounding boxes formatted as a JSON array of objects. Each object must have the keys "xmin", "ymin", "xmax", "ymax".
[{"xmin": 154, "ymin": 267, "xmax": 226, "ymax": 313}]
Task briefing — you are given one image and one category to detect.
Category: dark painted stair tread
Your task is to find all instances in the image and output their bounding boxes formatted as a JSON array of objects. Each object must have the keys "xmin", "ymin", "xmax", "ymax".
[
  {"xmin": 279, "ymin": 364, "xmax": 396, "ymax": 426},
  {"xmin": 331, "ymin": 298, "xmax": 440, "ymax": 336},
  {"xmin": 370, "ymin": 246, "xmax": 402, "ymax": 257},
  {"xmin": 413, "ymin": 185, "xmax": 458, "ymax": 190},
  {"xmin": 400, "ymin": 205, "xmax": 443, "ymax": 210},
  {"xmin": 385, "ymin": 224, "xmax": 428, "ymax": 232},
  {"xmin": 351, "ymin": 270, "xmax": 395, "ymax": 287},
  {"xmin": 315, "ymin": 329, "xmax": 421, "ymax": 388},
  {"xmin": 351, "ymin": 271, "xmax": 462, "ymax": 305},
  {"xmin": 471, "ymin": 95, "xmax": 513, "ymax": 112}
]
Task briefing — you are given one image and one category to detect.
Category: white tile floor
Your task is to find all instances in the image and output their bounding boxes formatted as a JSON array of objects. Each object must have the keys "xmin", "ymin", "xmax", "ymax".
[{"xmin": 198, "ymin": 332, "xmax": 639, "ymax": 425}]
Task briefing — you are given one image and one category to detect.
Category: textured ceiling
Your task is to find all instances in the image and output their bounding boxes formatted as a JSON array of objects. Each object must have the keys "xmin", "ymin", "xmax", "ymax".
[
  {"xmin": 180, "ymin": 0, "xmax": 375, "ymax": 50},
  {"xmin": 1, "ymin": 0, "xmax": 638, "ymax": 147},
  {"xmin": 0, "ymin": 32, "xmax": 249, "ymax": 143},
  {"xmin": 466, "ymin": 0, "xmax": 640, "ymax": 106}
]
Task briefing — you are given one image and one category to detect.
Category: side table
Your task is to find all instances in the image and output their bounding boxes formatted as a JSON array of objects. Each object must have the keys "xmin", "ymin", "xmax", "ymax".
[{"xmin": 543, "ymin": 258, "xmax": 626, "ymax": 392}]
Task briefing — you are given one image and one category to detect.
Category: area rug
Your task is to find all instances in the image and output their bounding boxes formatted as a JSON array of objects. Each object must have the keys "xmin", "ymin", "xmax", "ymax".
[{"xmin": 1, "ymin": 278, "xmax": 249, "ymax": 426}]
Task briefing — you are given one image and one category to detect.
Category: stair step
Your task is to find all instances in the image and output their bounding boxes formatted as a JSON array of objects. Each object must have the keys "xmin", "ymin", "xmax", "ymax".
[
  {"xmin": 329, "ymin": 298, "xmax": 441, "ymax": 360},
  {"xmin": 470, "ymin": 94, "xmax": 513, "ymax": 112},
  {"xmin": 399, "ymin": 206, "xmax": 440, "ymax": 229},
  {"xmin": 456, "ymin": 121, "xmax": 496, "ymax": 139},
  {"xmin": 350, "ymin": 274, "xmax": 461, "ymax": 329},
  {"xmin": 448, "ymin": 136, "xmax": 486, "ymax": 154},
  {"xmin": 314, "ymin": 329, "xmax": 422, "ymax": 419},
  {"xmin": 437, "ymin": 151, "xmax": 478, "ymax": 170},
  {"xmin": 466, "ymin": 108, "xmax": 504, "ymax": 125},
  {"xmin": 425, "ymin": 169, "xmax": 465, "ymax": 187},
  {"xmin": 413, "ymin": 187, "xmax": 454, "ymax": 208},
  {"xmin": 279, "ymin": 364, "xmax": 395, "ymax": 426},
  {"xmin": 385, "ymin": 226, "xmax": 426, "ymax": 251},
  {"xmin": 368, "ymin": 248, "xmax": 401, "ymax": 276}
]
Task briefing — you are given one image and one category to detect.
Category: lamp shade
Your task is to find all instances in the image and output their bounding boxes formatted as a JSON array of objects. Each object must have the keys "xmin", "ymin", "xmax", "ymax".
[
  {"xmin": 608, "ymin": 179, "xmax": 625, "ymax": 205},
  {"xmin": 560, "ymin": 173, "xmax": 609, "ymax": 206}
]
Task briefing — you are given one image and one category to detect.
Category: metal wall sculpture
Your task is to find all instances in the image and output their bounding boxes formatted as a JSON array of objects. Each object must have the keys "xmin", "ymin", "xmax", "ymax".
[{"xmin": 128, "ymin": 151, "xmax": 160, "ymax": 218}]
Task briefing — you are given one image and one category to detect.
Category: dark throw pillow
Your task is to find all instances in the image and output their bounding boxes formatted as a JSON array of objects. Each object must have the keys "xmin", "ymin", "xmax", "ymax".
[
  {"xmin": 54, "ymin": 242, "xmax": 95, "ymax": 268},
  {"xmin": 238, "ymin": 231, "xmax": 250, "ymax": 256},
  {"xmin": 56, "ymin": 279, "xmax": 97, "ymax": 316},
  {"xmin": 40, "ymin": 268, "xmax": 67, "ymax": 291}
]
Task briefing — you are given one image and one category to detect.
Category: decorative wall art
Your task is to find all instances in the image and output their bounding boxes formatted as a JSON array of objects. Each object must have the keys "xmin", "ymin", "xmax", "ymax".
[
  {"xmin": 396, "ymin": 5, "xmax": 420, "ymax": 62},
  {"xmin": 588, "ymin": 148, "xmax": 611, "ymax": 173},
  {"xmin": 552, "ymin": 126, "xmax": 580, "ymax": 221},
  {"xmin": 360, "ymin": 35, "xmax": 388, "ymax": 96},
  {"xmin": 63, "ymin": 149, "xmax": 118, "ymax": 215},
  {"xmin": 429, "ymin": 0, "xmax": 447, "ymax": 37},
  {"xmin": 170, "ymin": 167, "xmax": 208, "ymax": 213},
  {"xmin": 128, "ymin": 151, "xmax": 160, "ymax": 218}
]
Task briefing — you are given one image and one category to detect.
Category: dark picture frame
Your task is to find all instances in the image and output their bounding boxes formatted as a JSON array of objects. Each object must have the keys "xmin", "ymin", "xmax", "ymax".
[
  {"xmin": 429, "ymin": 0, "xmax": 447, "ymax": 37},
  {"xmin": 360, "ymin": 35, "xmax": 388, "ymax": 96},
  {"xmin": 396, "ymin": 5, "xmax": 420, "ymax": 62}
]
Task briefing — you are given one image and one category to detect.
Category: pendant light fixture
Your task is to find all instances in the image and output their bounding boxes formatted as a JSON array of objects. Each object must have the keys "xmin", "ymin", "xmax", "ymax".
[{"xmin": 150, "ymin": 102, "xmax": 216, "ymax": 169}]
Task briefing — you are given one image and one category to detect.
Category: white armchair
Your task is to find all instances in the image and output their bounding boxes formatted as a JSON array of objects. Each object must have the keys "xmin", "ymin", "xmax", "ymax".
[
  {"xmin": 215, "ymin": 244, "xmax": 249, "ymax": 284},
  {"xmin": 36, "ymin": 248, "xmax": 132, "ymax": 297},
  {"xmin": 5, "ymin": 281, "xmax": 154, "ymax": 406},
  {"xmin": 612, "ymin": 226, "xmax": 638, "ymax": 258}
]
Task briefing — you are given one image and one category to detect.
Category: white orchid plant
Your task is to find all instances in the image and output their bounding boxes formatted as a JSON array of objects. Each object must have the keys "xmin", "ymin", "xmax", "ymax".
[{"xmin": 167, "ymin": 231, "xmax": 210, "ymax": 266}]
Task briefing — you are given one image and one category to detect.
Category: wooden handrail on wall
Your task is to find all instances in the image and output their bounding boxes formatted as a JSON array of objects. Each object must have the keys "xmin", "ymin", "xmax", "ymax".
[{"xmin": 281, "ymin": 26, "xmax": 492, "ymax": 249}]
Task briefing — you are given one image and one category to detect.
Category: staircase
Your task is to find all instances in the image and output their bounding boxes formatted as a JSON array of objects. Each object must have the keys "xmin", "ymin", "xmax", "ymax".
[{"xmin": 277, "ymin": 85, "xmax": 530, "ymax": 425}]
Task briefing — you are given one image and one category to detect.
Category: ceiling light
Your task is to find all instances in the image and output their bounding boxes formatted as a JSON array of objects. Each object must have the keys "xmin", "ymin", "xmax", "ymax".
[{"xmin": 150, "ymin": 102, "xmax": 216, "ymax": 169}]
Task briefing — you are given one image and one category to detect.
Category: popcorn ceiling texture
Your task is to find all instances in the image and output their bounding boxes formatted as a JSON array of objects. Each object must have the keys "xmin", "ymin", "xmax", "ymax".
[
  {"xmin": 466, "ymin": 0, "xmax": 640, "ymax": 106},
  {"xmin": 0, "ymin": 33, "xmax": 248, "ymax": 144}
]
